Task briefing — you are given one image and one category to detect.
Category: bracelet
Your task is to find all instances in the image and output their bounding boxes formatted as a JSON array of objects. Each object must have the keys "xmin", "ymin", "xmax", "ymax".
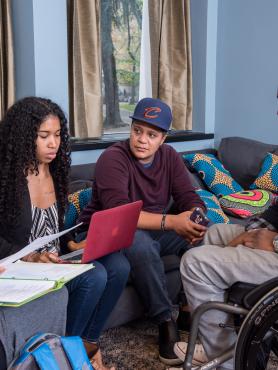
[{"xmin": 161, "ymin": 213, "xmax": 167, "ymax": 232}]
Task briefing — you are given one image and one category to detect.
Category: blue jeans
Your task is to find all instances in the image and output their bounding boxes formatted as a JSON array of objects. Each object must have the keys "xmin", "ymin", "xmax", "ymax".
[
  {"xmin": 123, "ymin": 229, "xmax": 189, "ymax": 324},
  {"xmin": 66, "ymin": 251, "xmax": 130, "ymax": 342}
]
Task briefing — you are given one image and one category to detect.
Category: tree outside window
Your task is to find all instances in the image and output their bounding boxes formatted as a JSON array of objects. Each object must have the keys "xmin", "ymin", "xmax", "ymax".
[{"xmin": 101, "ymin": 0, "xmax": 142, "ymax": 133}]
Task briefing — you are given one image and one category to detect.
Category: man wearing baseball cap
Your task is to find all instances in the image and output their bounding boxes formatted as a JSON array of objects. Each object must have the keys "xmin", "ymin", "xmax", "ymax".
[{"xmin": 78, "ymin": 97, "xmax": 207, "ymax": 365}]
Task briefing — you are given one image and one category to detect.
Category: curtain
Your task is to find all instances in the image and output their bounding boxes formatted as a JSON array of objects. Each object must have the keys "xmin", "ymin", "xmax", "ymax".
[
  {"xmin": 67, "ymin": 0, "xmax": 103, "ymax": 138},
  {"xmin": 0, "ymin": 0, "xmax": 15, "ymax": 120},
  {"xmin": 148, "ymin": 0, "xmax": 192, "ymax": 130}
]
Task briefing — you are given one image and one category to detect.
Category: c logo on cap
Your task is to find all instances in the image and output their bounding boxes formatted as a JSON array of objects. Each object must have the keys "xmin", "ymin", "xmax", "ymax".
[{"xmin": 144, "ymin": 107, "xmax": 161, "ymax": 119}]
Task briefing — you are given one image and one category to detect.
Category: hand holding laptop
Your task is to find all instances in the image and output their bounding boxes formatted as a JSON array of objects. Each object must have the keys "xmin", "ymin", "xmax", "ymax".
[{"xmin": 60, "ymin": 201, "xmax": 143, "ymax": 263}]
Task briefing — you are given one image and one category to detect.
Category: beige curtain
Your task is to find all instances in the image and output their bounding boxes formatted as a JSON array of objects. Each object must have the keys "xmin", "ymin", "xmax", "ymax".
[
  {"xmin": 0, "ymin": 0, "xmax": 15, "ymax": 120},
  {"xmin": 149, "ymin": 0, "xmax": 192, "ymax": 130},
  {"xmin": 67, "ymin": 0, "xmax": 102, "ymax": 138}
]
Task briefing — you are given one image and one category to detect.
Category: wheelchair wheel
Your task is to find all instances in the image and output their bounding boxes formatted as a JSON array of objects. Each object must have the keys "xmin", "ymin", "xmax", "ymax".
[{"xmin": 234, "ymin": 287, "xmax": 278, "ymax": 370}]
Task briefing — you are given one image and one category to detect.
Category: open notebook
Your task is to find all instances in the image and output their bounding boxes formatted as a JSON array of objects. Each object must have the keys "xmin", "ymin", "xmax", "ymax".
[{"xmin": 0, "ymin": 261, "xmax": 94, "ymax": 307}]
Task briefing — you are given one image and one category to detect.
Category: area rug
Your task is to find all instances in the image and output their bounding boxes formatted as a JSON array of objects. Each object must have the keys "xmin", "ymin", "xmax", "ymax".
[{"xmin": 100, "ymin": 319, "xmax": 278, "ymax": 370}]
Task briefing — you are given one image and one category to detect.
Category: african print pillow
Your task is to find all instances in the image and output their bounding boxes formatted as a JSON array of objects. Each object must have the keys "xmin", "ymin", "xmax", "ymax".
[
  {"xmin": 250, "ymin": 153, "xmax": 278, "ymax": 193},
  {"xmin": 183, "ymin": 153, "xmax": 243, "ymax": 197},
  {"xmin": 64, "ymin": 188, "xmax": 92, "ymax": 228},
  {"xmin": 219, "ymin": 190, "xmax": 274, "ymax": 219},
  {"xmin": 196, "ymin": 189, "xmax": 230, "ymax": 224}
]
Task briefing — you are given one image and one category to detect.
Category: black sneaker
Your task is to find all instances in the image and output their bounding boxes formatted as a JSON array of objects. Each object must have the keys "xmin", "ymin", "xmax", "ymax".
[{"xmin": 158, "ymin": 319, "xmax": 183, "ymax": 365}]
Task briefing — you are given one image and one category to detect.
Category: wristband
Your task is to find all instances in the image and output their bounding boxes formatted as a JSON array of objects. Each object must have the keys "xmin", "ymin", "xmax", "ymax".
[{"xmin": 161, "ymin": 213, "xmax": 167, "ymax": 232}]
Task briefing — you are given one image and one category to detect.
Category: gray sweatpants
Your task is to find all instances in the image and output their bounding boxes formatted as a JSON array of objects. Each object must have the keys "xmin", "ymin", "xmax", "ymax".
[
  {"xmin": 0, "ymin": 287, "xmax": 68, "ymax": 366},
  {"xmin": 180, "ymin": 223, "xmax": 278, "ymax": 370}
]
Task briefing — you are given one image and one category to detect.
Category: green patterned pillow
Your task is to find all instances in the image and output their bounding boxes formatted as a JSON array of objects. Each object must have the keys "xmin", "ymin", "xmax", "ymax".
[
  {"xmin": 219, "ymin": 190, "xmax": 274, "ymax": 218},
  {"xmin": 196, "ymin": 189, "xmax": 230, "ymax": 224},
  {"xmin": 183, "ymin": 153, "xmax": 243, "ymax": 197},
  {"xmin": 250, "ymin": 153, "xmax": 278, "ymax": 192},
  {"xmin": 64, "ymin": 188, "xmax": 92, "ymax": 228}
]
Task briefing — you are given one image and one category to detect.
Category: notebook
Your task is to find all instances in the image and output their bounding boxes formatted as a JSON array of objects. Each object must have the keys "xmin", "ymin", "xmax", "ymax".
[
  {"xmin": 61, "ymin": 200, "xmax": 142, "ymax": 262},
  {"xmin": 0, "ymin": 261, "xmax": 94, "ymax": 307}
]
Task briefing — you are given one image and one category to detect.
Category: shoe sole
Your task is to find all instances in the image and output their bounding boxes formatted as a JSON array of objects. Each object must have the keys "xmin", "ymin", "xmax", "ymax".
[{"xmin": 158, "ymin": 354, "xmax": 184, "ymax": 366}]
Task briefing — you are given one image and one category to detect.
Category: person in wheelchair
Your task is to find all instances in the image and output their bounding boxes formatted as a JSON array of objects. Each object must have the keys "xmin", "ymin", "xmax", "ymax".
[{"xmin": 174, "ymin": 203, "xmax": 278, "ymax": 370}]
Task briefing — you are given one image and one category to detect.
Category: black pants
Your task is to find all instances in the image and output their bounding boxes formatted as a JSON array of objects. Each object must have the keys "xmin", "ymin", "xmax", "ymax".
[{"xmin": 0, "ymin": 341, "xmax": 6, "ymax": 370}]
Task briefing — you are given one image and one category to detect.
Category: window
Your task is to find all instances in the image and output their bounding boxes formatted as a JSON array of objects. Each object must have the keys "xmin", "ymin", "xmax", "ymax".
[
  {"xmin": 68, "ymin": 0, "xmax": 193, "ymax": 140},
  {"xmin": 101, "ymin": 0, "xmax": 143, "ymax": 134}
]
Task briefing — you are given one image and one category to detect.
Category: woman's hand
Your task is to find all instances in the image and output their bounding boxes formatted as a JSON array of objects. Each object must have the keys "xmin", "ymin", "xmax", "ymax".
[
  {"xmin": 67, "ymin": 239, "xmax": 87, "ymax": 251},
  {"xmin": 22, "ymin": 251, "xmax": 60, "ymax": 263},
  {"xmin": 0, "ymin": 265, "xmax": 5, "ymax": 274},
  {"xmin": 167, "ymin": 211, "xmax": 207, "ymax": 242}
]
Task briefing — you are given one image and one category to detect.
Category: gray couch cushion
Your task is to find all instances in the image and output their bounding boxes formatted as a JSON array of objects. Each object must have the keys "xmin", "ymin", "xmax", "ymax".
[
  {"xmin": 218, "ymin": 137, "xmax": 278, "ymax": 189},
  {"xmin": 70, "ymin": 163, "xmax": 95, "ymax": 182},
  {"xmin": 188, "ymin": 171, "xmax": 207, "ymax": 190},
  {"xmin": 69, "ymin": 179, "xmax": 93, "ymax": 193}
]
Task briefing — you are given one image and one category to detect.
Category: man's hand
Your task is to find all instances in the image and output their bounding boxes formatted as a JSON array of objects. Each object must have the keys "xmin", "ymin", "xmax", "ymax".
[
  {"xmin": 67, "ymin": 239, "xmax": 87, "ymax": 251},
  {"xmin": 168, "ymin": 211, "xmax": 207, "ymax": 242},
  {"xmin": 228, "ymin": 231, "xmax": 251, "ymax": 247},
  {"xmin": 228, "ymin": 229, "xmax": 277, "ymax": 252}
]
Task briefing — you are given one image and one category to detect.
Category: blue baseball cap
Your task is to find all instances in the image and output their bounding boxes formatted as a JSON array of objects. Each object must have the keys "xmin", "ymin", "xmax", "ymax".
[{"xmin": 130, "ymin": 97, "xmax": 172, "ymax": 132}]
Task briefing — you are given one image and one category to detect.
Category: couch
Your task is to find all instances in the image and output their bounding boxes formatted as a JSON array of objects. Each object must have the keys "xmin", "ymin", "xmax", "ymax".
[{"xmin": 69, "ymin": 136, "xmax": 278, "ymax": 329}]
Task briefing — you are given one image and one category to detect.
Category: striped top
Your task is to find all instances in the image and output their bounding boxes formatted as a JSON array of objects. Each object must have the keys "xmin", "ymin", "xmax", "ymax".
[{"xmin": 29, "ymin": 203, "xmax": 60, "ymax": 254}]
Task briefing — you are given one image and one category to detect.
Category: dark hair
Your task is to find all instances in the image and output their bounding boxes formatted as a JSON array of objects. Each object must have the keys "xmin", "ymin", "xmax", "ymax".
[{"xmin": 0, "ymin": 97, "xmax": 71, "ymax": 224}]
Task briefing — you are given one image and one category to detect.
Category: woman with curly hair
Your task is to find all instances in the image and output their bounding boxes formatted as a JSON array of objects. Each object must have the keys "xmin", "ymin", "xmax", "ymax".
[{"xmin": 0, "ymin": 97, "xmax": 130, "ymax": 370}]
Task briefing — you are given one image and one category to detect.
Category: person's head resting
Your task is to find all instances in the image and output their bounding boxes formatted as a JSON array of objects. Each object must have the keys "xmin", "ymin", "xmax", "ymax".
[
  {"xmin": 0, "ymin": 96, "xmax": 71, "ymax": 222},
  {"xmin": 129, "ymin": 97, "xmax": 172, "ymax": 164}
]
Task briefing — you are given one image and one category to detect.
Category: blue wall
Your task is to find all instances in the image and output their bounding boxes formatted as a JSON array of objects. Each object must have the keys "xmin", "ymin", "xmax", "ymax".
[
  {"xmin": 12, "ymin": 0, "xmax": 36, "ymax": 98},
  {"xmin": 190, "ymin": 0, "xmax": 218, "ymax": 135},
  {"xmin": 190, "ymin": 0, "xmax": 207, "ymax": 133},
  {"xmin": 11, "ymin": 0, "xmax": 69, "ymax": 115},
  {"xmin": 214, "ymin": 0, "xmax": 278, "ymax": 146}
]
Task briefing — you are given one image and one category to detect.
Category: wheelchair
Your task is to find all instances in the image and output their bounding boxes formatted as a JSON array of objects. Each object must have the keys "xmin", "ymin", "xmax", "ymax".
[{"xmin": 182, "ymin": 277, "xmax": 278, "ymax": 370}]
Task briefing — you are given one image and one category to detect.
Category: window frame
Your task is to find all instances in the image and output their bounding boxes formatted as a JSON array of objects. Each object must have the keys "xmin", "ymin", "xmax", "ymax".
[{"xmin": 71, "ymin": 132, "xmax": 214, "ymax": 152}]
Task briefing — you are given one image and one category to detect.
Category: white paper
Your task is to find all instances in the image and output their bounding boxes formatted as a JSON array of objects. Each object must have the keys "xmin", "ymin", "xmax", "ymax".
[
  {"xmin": 0, "ymin": 279, "xmax": 55, "ymax": 304},
  {"xmin": 0, "ymin": 223, "xmax": 83, "ymax": 267},
  {"xmin": 1, "ymin": 261, "xmax": 93, "ymax": 281}
]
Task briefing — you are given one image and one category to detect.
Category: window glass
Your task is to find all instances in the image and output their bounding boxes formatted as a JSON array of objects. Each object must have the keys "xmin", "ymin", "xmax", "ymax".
[{"xmin": 101, "ymin": 0, "xmax": 143, "ymax": 134}]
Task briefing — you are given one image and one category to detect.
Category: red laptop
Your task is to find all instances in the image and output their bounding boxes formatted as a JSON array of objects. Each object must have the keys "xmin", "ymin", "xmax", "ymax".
[{"xmin": 81, "ymin": 200, "xmax": 142, "ymax": 262}]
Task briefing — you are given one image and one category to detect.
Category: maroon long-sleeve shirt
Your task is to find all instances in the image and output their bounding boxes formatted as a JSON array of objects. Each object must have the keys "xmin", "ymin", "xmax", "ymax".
[{"xmin": 78, "ymin": 140, "xmax": 205, "ymax": 226}]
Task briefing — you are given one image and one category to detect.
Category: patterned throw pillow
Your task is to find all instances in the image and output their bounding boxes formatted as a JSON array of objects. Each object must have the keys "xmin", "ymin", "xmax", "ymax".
[
  {"xmin": 196, "ymin": 189, "xmax": 230, "ymax": 224},
  {"xmin": 250, "ymin": 152, "xmax": 278, "ymax": 192},
  {"xmin": 64, "ymin": 188, "xmax": 92, "ymax": 228},
  {"xmin": 183, "ymin": 153, "xmax": 243, "ymax": 197},
  {"xmin": 219, "ymin": 190, "xmax": 274, "ymax": 219}
]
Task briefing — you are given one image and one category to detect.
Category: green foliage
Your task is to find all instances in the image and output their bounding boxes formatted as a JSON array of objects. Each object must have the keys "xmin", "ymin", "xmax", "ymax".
[
  {"xmin": 120, "ymin": 102, "xmax": 136, "ymax": 112},
  {"xmin": 117, "ymin": 69, "xmax": 139, "ymax": 86},
  {"xmin": 111, "ymin": 0, "xmax": 142, "ymax": 86}
]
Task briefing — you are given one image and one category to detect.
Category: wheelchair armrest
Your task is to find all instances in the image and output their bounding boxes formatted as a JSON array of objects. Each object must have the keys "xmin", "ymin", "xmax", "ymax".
[
  {"xmin": 228, "ymin": 282, "xmax": 257, "ymax": 306},
  {"xmin": 243, "ymin": 277, "xmax": 278, "ymax": 309}
]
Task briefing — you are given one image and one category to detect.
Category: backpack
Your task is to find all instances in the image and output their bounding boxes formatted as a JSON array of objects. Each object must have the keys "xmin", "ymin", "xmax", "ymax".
[{"xmin": 8, "ymin": 333, "xmax": 94, "ymax": 370}]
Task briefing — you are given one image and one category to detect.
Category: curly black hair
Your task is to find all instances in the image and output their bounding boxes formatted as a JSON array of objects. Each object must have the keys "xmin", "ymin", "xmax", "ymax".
[{"xmin": 0, "ymin": 97, "xmax": 71, "ymax": 225}]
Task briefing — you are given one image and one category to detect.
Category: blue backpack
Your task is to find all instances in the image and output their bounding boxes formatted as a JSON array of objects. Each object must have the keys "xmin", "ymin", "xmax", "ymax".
[{"xmin": 8, "ymin": 333, "xmax": 94, "ymax": 370}]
